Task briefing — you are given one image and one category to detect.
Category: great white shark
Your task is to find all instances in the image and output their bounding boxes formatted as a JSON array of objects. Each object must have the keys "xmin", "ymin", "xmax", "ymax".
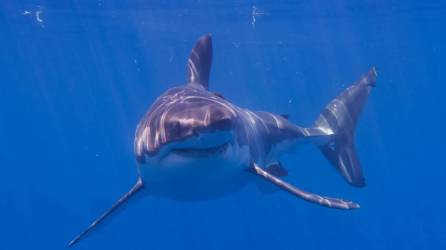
[{"xmin": 69, "ymin": 34, "xmax": 377, "ymax": 246}]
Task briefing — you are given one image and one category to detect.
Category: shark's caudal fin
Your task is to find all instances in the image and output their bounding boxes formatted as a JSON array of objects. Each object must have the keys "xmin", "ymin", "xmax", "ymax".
[
  {"xmin": 186, "ymin": 33, "xmax": 212, "ymax": 90},
  {"xmin": 68, "ymin": 179, "xmax": 144, "ymax": 247},
  {"xmin": 315, "ymin": 68, "xmax": 377, "ymax": 187}
]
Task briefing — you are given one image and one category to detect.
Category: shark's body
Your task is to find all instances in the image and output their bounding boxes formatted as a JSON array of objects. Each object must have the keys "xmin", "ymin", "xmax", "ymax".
[
  {"xmin": 69, "ymin": 34, "xmax": 377, "ymax": 246},
  {"xmin": 134, "ymin": 85, "xmax": 330, "ymax": 201}
]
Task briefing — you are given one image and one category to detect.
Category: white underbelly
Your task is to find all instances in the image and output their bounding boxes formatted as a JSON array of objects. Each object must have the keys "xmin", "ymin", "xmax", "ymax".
[{"xmin": 139, "ymin": 144, "xmax": 251, "ymax": 201}]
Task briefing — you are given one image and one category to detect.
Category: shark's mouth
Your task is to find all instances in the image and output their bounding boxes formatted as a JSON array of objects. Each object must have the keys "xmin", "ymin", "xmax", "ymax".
[
  {"xmin": 155, "ymin": 131, "xmax": 234, "ymax": 159},
  {"xmin": 170, "ymin": 141, "xmax": 230, "ymax": 157}
]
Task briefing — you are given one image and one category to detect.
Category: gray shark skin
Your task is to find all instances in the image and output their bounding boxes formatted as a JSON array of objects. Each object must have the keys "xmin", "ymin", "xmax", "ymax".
[{"xmin": 69, "ymin": 34, "xmax": 377, "ymax": 247}]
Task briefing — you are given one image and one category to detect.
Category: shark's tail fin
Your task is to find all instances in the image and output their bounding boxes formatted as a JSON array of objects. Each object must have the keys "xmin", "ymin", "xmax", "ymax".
[{"xmin": 315, "ymin": 68, "xmax": 377, "ymax": 187}]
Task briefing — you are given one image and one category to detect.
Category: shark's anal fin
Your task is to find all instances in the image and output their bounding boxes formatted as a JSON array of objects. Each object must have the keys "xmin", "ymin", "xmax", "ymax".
[
  {"xmin": 265, "ymin": 162, "xmax": 288, "ymax": 177},
  {"xmin": 249, "ymin": 163, "xmax": 359, "ymax": 210},
  {"xmin": 68, "ymin": 178, "xmax": 144, "ymax": 247}
]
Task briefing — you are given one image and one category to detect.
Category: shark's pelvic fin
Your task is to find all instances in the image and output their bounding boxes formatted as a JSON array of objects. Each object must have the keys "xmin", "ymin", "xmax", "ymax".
[
  {"xmin": 249, "ymin": 162, "xmax": 359, "ymax": 210},
  {"xmin": 265, "ymin": 162, "xmax": 288, "ymax": 177},
  {"xmin": 315, "ymin": 67, "xmax": 377, "ymax": 187},
  {"xmin": 68, "ymin": 178, "xmax": 144, "ymax": 247},
  {"xmin": 186, "ymin": 33, "xmax": 212, "ymax": 89}
]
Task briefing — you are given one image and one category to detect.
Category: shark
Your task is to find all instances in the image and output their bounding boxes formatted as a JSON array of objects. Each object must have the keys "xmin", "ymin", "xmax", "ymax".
[{"xmin": 69, "ymin": 34, "xmax": 377, "ymax": 247}]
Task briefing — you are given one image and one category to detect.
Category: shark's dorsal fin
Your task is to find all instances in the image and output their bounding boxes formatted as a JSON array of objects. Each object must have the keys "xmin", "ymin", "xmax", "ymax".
[
  {"xmin": 280, "ymin": 114, "xmax": 289, "ymax": 120},
  {"xmin": 186, "ymin": 33, "xmax": 212, "ymax": 90},
  {"xmin": 213, "ymin": 92, "xmax": 225, "ymax": 99}
]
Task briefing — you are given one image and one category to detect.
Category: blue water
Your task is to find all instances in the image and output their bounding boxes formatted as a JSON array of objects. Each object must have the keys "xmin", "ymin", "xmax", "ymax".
[{"xmin": 1, "ymin": 1, "xmax": 445, "ymax": 249}]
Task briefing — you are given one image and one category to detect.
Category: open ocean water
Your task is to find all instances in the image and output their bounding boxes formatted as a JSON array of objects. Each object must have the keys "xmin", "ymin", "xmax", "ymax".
[{"xmin": 1, "ymin": 1, "xmax": 445, "ymax": 249}]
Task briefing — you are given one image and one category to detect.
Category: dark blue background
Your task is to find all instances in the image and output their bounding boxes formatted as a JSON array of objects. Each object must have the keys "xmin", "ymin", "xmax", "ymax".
[{"xmin": 1, "ymin": 1, "xmax": 445, "ymax": 249}]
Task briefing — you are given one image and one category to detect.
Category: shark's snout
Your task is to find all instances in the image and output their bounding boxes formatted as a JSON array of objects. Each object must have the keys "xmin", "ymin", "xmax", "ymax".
[
  {"xmin": 167, "ymin": 113, "xmax": 234, "ymax": 136},
  {"xmin": 162, "ymin": 101, "xmax": 236, "ymax": 141},
  {"xmin": 134, "ymin": 90, "xmax": 238, "ymax": 162}
]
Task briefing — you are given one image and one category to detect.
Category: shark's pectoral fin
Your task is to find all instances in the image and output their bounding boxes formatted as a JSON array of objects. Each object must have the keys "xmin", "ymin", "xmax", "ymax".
[
  {"xmin": 68, "ymin": 178, "xmax": 144, "ymax": 247},
  {"xmin": 249, "ymin": 163, "xmax": 359, "ymax": 210},
  {"xmin": 255, "ymin": 162, "xmax": 288, "ymax": 193}
]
